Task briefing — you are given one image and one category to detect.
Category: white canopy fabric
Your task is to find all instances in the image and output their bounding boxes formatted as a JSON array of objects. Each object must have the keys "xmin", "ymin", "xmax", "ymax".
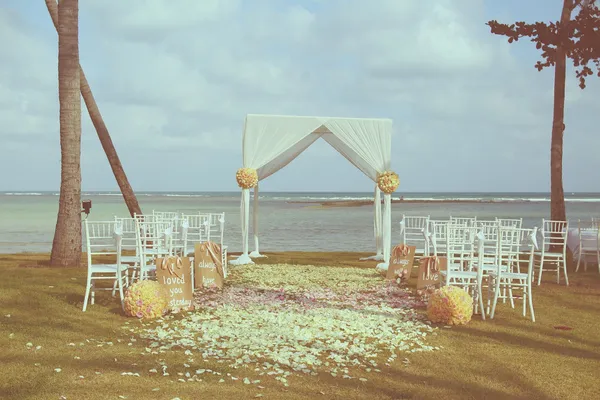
[{"xmin": 229, "ymin": 114, "xmax": 394, "ymax": 269}]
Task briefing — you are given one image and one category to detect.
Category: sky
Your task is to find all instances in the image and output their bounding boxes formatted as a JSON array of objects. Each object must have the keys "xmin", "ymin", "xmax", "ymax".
[{"xmin": 0, "ymin": 0, "xmax": 598, "ymax": 193}]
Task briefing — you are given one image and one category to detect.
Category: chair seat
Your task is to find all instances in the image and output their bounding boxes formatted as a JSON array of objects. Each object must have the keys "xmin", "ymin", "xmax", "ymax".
[
  {"xmin": 145, "ymin": 248, "xmax": 169, "ymax": 255},
  {"xmin": 488, "ymin": 271, "xmax": 528, "ymax": 280},
  {"xmin": 89, "ymin": 264, "xmax": 120, "ymax": 274},
  {"xmin": 536, "ymin": 251, "xmax": 564, "ymax": 257},
  {"xmin": 475, "ymin": 265, "xmax": 508, "ymax": 272},
  {"xmin": 440, "ymin": 270, "xmax": 477, "ymax": 279},
  {"xmin": 121, "ymin": 255, "xmax": 139, "ymax": 263}
]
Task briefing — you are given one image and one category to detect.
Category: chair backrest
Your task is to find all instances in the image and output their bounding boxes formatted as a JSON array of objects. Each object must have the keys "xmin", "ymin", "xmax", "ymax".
[
  {"xmin": 181, "ymin": 213, "xmax": 209, "ymax": 245},
  {"xmin": 205, "ymin": 212, "xmax": 225, "ymax": 246},
  {"xmin": 114, "ymin": 216, "xmax": 137, "ymax": 251},
  {"xmin": 577, "ymin": 219, "xmax": 599, "ymax": 248},
  {"xmin": 134, "ymin": 213, "xmax": 161, "ymax": 224},
  {"xmin": 541, "ymin": 219, "xmax": 568, "ymax": 249},
  {"xmin": 476, "ymin": 220, "xmax": 498, "ymax": 229},
  {"xmin": 135, "ymin": 219, "xmax": 172, "ymax": 258},
  {"xmin": 400, "ymin": 215, "xmax": 430, "ymax": 252},
  {"xmin": 428, "ymin": 220, "xmax": 448, "ymax": 256},
  {"xmin": 84, "ymin": 220, "xmax": 122, "ymax": 268},
  {"xmin": 496, "ymin": 218, "xmax": 523, "ymax": 229},
  {"xmin": 446, "ymin": 224, "xmax": 476, "ymax": 269},
  {"xmin": 449, "ymin": 216, "xmax": 477, "ymax": 227},
  {"xmin": 500, "ymin": 226, "xmax": 538, "ymax": 279},
  {"xmin": 478, "ymin": 223, "xmax": 500, "ymax": 266},
  {"xmin": 153, "ymin": 210, "xmax": 180, "ymax": 220}
]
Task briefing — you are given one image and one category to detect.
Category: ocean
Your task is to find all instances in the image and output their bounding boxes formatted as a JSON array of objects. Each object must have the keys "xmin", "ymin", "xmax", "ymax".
[{"xmin": 1, "ymin": 191, "xmax": 599, "ymax": 254}]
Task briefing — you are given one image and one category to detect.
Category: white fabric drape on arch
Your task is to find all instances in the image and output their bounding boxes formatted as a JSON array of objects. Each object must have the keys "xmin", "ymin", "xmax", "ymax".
[{"xmin": 229, "ymin": 114, "xmax": 393, "ymax": 269}]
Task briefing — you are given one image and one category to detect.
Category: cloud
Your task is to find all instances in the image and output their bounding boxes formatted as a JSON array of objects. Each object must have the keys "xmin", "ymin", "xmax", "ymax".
[{"xmin": 0, "ymin": 0, "xmax": 597, "ymax": 192}]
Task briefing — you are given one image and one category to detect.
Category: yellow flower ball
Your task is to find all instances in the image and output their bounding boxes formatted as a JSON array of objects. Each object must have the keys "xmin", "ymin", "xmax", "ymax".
[
  {"xmin": 377, "ymin": 171, "xmax": 400, "ymax": 194},
  {"xmin": 427, "ymin": 286, "xmax": 473, "ymax": 325},
  {"xmin": 124, "ymin": 280, "xmax": 170, "ymax": 319},
  {"xmin": 236, "ymin": 168, "xmax": 258, "ymax": 189}
]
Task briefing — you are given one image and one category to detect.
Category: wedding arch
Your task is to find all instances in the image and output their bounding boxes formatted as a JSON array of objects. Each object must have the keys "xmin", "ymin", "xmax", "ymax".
[{"xmin": 229, "ymin": 114, "xmax": 396, "ymax": 269}]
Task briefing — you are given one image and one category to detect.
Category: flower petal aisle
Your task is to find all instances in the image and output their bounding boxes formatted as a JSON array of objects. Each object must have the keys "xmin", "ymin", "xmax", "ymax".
[{"xmin": 129, "ymin": 263, "xmax": 439, "ymax": 384}]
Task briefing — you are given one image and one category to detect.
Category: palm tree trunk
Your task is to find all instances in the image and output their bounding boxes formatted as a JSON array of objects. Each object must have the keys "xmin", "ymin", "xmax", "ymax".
[
  {"xmin": 44, "ymin": 0, "xmax": 142, "ymax": 218},
  {"xmin": 550, "ymin": 0, "xmax": 574, "ymax": 223},
  {"xmin": 50, "ymin": 0, "xmax": 81, "ymax": 267}
]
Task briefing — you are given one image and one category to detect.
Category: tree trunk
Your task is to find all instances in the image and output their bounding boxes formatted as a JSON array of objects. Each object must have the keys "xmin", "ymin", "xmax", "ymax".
[
  {"xmin": 550, "ymin": 0, "xmax": 574, "ymax": 223},
  {"xmin": 50, "ymin": 0, "xmax": 82, "ymax": 267},
  {"xmin": 44, "ymin": 0, "xmax": 143, "ymax": 218}
]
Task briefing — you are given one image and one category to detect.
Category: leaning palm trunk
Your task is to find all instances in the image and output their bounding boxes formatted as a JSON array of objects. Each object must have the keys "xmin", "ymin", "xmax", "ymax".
[
  {"xmin": 44, "ymin": 0, "xmax": 142, "ymax": 218},
  {"xmin": 50, "ymin": 0, "xmax": 82, "ymax": 267}
]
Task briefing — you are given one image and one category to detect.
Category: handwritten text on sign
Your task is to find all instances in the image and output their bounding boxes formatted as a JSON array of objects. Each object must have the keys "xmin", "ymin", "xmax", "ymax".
[
  {"xmin": 416, "ymin": 256, "xmax": 447, "ymax": 290},
  {"xmin": 156, "ymin": 256, "xmax": 194, "ymax": 310},
  {"xmin": 194, "ymin": 242, "xmax": 224, "ymax": 289},
  {"xmin": 386, "ymin": 244, "xmax": 416, "ymax": 280}
]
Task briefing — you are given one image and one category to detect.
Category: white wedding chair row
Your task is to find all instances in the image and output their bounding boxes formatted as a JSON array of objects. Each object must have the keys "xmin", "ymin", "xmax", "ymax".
[
  {"xmin": 435, "ymin": 223, "xmax": 538, "ymax": 322},
  {"xmin": 399, "ymin": 215, "xmax": 523, "ymax": 257},
  {"xmin": 111, "ymin": 211, "xmax": 227, "ymax": 284}
]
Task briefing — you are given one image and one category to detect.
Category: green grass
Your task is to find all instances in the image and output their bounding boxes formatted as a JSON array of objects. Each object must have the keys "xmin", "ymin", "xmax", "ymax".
[{"xmin": 1, "ymin": 252, "xmax": 600, "ymax": 400}]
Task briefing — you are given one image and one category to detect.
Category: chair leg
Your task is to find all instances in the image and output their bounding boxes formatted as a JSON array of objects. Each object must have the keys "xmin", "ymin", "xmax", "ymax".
[
  {"xmin": 522, "ymin": 284, "xmax": 527, "ymax": 317},
  {"xmin": 91, "ymin": 282, "xmax": 96, "ymax": 305},
  {"xmin": 527, "ymin": 283, "xmax": 535, "ymax": 322},
  {"xmin": 490, "ymin": 280, "xmax": 501, "ymax": 319},
  {"xmin": 118, "ymin": 273, "xmax": 125, "ymax": 310},
  {"xmin": 562, "ymin": 254, "xmax": 569, "ymax": 286},
  {"xmin": 111, "ymin": 279, "xmax": 118, "ymax": 297},
  {"xmin": 82, "ymin": 274, "xmax": 92, "ymax": 312},
  {"xmin": 486, "ymin": 278, "xmax": 492, "ymax": 316},
  {"xmin": 477, "ymin": 282, "xmax": 485, "ymax": 321},
  {"xmin": 537, "ymin": 255, "xmax": 545, "ymax": 285},
  {"xmin": 576, "ymin": 248, "xmax": 582, "ymax": 272},
  {"xmin": 508, "ymin": 286, "xmax": 515, "ymax": 309}
]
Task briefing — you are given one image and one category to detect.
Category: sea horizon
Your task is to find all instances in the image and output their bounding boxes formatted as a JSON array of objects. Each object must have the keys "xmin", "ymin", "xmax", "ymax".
[
  {"xmin": 3, "ymin": 190, "xmax": 600, "ymax": 203},
  {"xmin": 2, "ymin": 190, "xmax": 600, "ymax": 254}
]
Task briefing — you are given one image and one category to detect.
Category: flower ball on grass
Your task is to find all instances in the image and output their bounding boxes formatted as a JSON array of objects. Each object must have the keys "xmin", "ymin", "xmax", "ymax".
[
  {"xmin": 427, "ymin": 286, "xmax": 473, "ymax": 325},
  {"xmin": 124, "ymin": 280, "xmax": 170, "ymax": 319}
]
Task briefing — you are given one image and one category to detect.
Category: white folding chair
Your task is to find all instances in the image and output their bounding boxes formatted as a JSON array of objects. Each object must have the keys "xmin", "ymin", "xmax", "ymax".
[
  {"xmin": 399, "ymin": 215, "xmax": 430, "ymax": 256},
  {"xmin": 440, "ymin": 224, "xmax": 486, "ymax": 319},
  {"xmin": 114, "ymin": 216, "xmax": 141, "ymax": 272},
  {"xmin": 488, "ymin": 227, "xmax": 538, "ymax": 322},
  {"xmin": 428, "ymin": 220, "xmax": 448, "ymax": 256},
  {"xmin": 135, "ymin": 219, "xmax": 172, "ymax": 281},
  {"xmin": 535, "ymin": 219, "xmax": 569, "ymax": 286},
  {"xmin": 83, "ymin": 221, "xmax": 128, "ymax": 312},
  {"xmin": 181, "ymin": 213, "xmax": 209, "ymax": 256},
  {"xmin": 575, "ymin": 219, "xmax": 600, "ymax": 273}
]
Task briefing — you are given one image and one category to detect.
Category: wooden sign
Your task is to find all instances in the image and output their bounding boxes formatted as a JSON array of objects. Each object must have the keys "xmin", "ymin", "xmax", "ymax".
[
  {"xmin": 155, "ymin": 256, "xmax": 193, "ymax": 311},
  {"xmin": 416, "ymin": 256, "xmax": 447, "ymax": 290},
  {"xmin": 194, "ymin": 242, "xmax": 225, "ymax": 289},
  {"xmin": 386, "ymin": 244, "xmax": 416, "ymax": 280}
]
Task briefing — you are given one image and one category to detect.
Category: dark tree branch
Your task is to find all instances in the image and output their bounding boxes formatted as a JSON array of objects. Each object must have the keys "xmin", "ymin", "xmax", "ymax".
[{"xmin": 486, "ymin": 1, "xmax": 600, "ymax": 88}]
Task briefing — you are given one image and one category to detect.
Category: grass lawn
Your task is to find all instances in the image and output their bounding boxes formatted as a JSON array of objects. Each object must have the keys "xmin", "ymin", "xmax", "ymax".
[{"xmin": 1, "ymin": 251, "xmax": 599, "ymax": 400}]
